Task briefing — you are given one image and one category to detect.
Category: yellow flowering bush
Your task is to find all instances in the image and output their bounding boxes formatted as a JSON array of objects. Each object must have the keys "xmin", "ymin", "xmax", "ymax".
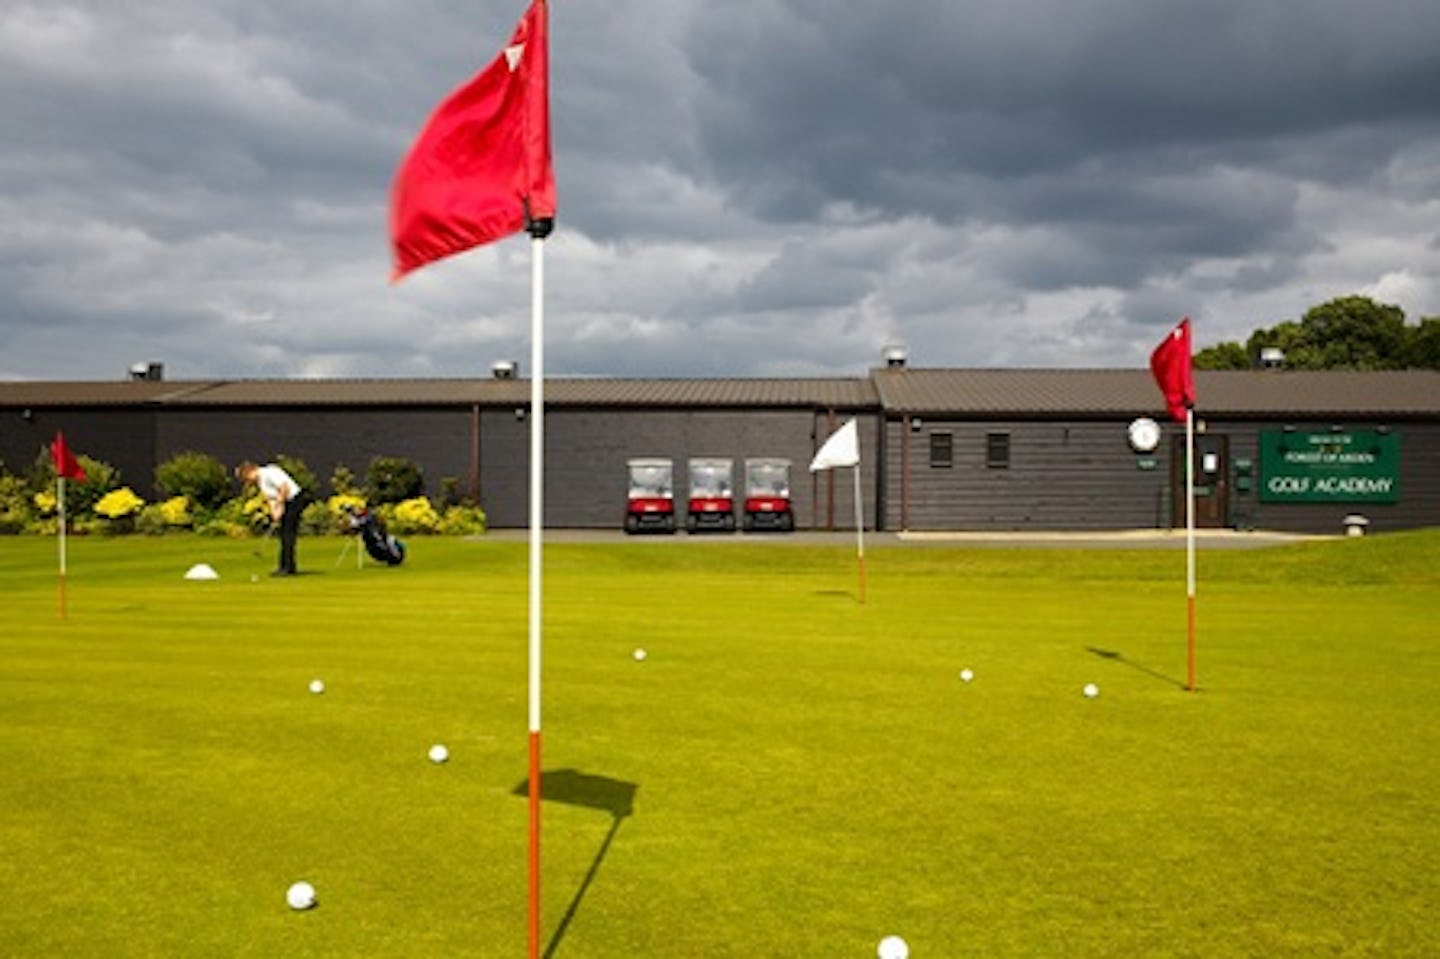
[
  {"xmin": 94, "ymin": 487, "xmax": 146, "ymax": 519},
  {"xmin": 388, "ymin": 496, "xmax": 441, "ymax": 534},
  {"xmin": 157, "ymin": 495, "xmax": 192, "ymax": 526},
  {"xmin": 240, "ymin": 492, "xmax": 271, "ymax": 528},
  {"xmin": 137, "ymin": 495, "xmax": 192, "ymax": 534},
  {"xmin": 439, "ymin": 504, "xmax": 486, "ymax": 535},
  {"xmin": 33, "ymin": 490, "xmax": 58, "ymax": 516}
]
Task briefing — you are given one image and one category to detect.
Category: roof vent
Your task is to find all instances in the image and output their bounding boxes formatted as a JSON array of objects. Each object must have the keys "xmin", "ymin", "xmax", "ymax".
[
  {"xmin": 881, "ymin": 341, "xmax": 908, "ymax": 368},
  {"xmin": 1258, "ymin": 347, "xmax": 1285, "ymax": 370},
  {"xmin": 129, "ymin": 361, "xmax": 163, "ymax": 381},
  {"xmin": 491, "ymin": 360, "xmax": 518, "ymax": 380}
]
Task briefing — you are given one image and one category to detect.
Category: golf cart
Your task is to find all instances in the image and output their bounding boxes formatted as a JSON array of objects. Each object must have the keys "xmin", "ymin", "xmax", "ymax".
[
  {"xmin": 624, "ymin": 458, "xmax": 676, "ymax": 534},
  {"xmin": 742, "ymin": 458, "xmax": 794, "ymax": 532},
  {"xmin": 685, "ymin": 458, "xmax": 736, "ymax": 533}
]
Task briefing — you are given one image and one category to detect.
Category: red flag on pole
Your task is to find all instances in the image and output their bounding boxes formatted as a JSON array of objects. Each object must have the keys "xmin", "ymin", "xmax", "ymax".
[
  {"xmin": 1150, "ymin": 317, "xmax": 1195, "ymax": 422},
  {"xmin": 51, "ymin": 432, "xmax": 86, "ymax": 481},
  {"xmin": 389, "ymin": 0, "xmax": 555, "ymax": 280}
]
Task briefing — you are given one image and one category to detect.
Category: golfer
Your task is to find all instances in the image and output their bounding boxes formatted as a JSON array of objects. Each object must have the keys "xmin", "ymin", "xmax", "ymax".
[{"xmin": 236, "ymin": 460, "xmax": 309, "ymax": 576}]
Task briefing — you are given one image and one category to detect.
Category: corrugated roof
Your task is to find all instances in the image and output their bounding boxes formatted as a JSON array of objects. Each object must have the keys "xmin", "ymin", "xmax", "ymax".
[
  {"xmin": 872, "ymin": 368, "xmax": 1440, "ymax": 417},
  {"xmin": 3, "ymin": 370, "xmax": 1436, "ymax": 415},
  {"xmin": 0, "ymin": 377, "xmax": 877, "ymax": 409}
]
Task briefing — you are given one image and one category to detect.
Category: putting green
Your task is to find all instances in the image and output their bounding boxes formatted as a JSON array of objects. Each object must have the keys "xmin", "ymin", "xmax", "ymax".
[{"xmin": 1, "ymin": 531, "xmax": 1436, "ymax": 956}]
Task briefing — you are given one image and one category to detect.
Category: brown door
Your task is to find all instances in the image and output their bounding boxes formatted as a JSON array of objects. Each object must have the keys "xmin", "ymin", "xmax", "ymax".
[{"xmin": 1172, "ymin": 433, "xmax": 1229, "ymax": 528}]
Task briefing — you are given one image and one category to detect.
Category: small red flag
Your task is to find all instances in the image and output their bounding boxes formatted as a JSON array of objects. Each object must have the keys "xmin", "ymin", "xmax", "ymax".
[
  {"xmin": 51, "ymin": 432, "xmax": 86, "ymax": 481},
  {"xmin": 389, "ymin": 0, "xmax": 555, "ymax": 280},
  {"xmin": 1150, "ymin": 317, "xmax": 1195, "ymax": 423}
]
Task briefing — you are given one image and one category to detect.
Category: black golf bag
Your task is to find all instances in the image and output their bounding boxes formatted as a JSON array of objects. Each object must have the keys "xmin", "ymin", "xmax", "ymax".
[{"xmin": 344, "ymin": 505, "xmax": 405, "ymax": 566}]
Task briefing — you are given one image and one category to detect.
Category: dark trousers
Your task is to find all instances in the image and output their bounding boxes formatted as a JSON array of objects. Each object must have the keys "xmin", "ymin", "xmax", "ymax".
[{"xmin": 278, "ymin": 494, "xmax": 310, "ymax": 573}]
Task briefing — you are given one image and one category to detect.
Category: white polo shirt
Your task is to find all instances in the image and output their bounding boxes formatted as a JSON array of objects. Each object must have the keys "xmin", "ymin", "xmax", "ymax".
[{"xmin": 256, "ymin": 465, "xmax": 300, "ymax": 505}]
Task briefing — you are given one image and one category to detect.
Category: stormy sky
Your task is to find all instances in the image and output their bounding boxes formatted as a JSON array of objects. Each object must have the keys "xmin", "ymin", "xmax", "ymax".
[{"xmin": 3, "ymin": 0, "xmax": 1439, "ymax": 381}]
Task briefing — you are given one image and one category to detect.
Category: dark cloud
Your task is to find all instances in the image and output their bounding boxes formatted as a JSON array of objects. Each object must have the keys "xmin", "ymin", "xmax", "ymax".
[{"xmin": 2, "ymin": 0, "xmax": 1439, "ymax": 382}]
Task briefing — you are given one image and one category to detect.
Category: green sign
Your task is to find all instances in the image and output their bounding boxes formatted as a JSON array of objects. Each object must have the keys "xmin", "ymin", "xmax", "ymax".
[{"xmin": 1259, "ymin": 430, "xmax": 1400, "ymax": 503}]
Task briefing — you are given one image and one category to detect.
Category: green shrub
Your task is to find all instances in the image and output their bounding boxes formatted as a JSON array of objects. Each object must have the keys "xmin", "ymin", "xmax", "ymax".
[
  {"xmin": 194, "ymin": 497, "xmax": 252, "ymax": 538},
  {"xmin": 366, "ymin": 456, "xmax": 424, "ymax": 504},
  {"xmin": 155, "ymin": 451, "xmax": 230, "ymax": 511},
  {"xmin": 300, "ymin": 501, "xmax": 331, "ymax": 536},
  {"xmin": 329, "ymin": 464, "xmax": 362, "ymax": 497},
  {"xmin": 29, "ymin": 449, "xmax": 120, "ymax": 518},
  {"xmin": 0, "ymin": 474, "xmax": 31, "ymax": 533}
]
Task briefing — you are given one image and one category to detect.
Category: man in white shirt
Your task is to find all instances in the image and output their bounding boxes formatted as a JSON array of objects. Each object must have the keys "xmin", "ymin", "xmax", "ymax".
[{"xmin": 236, "ymin": 461, "xmax": 308, "ymax": 575}]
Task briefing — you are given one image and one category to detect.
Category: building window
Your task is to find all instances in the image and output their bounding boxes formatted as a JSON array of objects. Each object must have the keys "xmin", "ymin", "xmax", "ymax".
[
  {"xmin": 929, "ymin": 431, "xmax": 953, "ymax": 468},
  {"xmin": 986, "ymin": 431, "xmax": 1011, "ymax": 469}
]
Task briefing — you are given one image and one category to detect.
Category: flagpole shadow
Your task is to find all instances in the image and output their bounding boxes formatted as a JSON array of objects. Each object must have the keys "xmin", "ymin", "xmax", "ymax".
[
  {"xmin": 511, "ymin": 768, "xmax": 638, "ymax": 959},
  {"xmin": 1085, "ymin": 646, "xmax": 1189, "ymax": 691}
]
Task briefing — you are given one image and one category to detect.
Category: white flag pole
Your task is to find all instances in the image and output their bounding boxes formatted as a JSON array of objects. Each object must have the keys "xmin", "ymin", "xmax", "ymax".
[
  {"xmin": 1185, "ymin": 407, "xmax": 1197, "ymax": 691},
  {"xmin": 527, "ymin": 232, "xmax": 546, "ymax": 957},
  {"xmin": 58, "ymin": 476, "xmax": 68, "ymax": 619},
  {"xmin": 852, "ymin": 462, "xmax": 865, "ymax": 604}
]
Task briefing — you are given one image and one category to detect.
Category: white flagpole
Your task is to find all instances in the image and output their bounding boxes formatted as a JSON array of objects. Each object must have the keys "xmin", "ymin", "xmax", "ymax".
[
  {"xmin": 527, "ymin": 233, "xmax": 546, "ymax": 957},
  {"xmin": 58, "ymin": 476, "xmax": 68, "ymax": 619},
  {"xmin": 852, "ymin": 462, "xmax": 865, "ymax": 604},
  {"xmin": 1185, "ymin": 407, "xmax": 1196, "ymax": 691}
]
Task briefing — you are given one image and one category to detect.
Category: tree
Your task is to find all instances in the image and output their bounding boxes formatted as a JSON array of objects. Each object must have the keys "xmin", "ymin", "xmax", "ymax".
[
  {"xmin": 1193, "ymin": 341, "xmax": 1249, "ymax": 370},
  {"xmin": 1403, "ymin": 317, "xmax": 1440, "ymax": 370},
  {"xmin": 1197, "ymin": 296, "xmax": 1423, "ymax": 370},
  {"xmin": 1293, "ymin": 296, "xmax": 1406, "ymax": 369}
]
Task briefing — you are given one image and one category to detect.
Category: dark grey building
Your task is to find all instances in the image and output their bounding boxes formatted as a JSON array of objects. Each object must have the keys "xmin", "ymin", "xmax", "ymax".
[
  {"xmin": 3, "ymin": 369, "xmax": 1437, "ymax": 534},
  {"xmin": 873, "ymin": 369, "xmax": 1440, "ymax": 534}
]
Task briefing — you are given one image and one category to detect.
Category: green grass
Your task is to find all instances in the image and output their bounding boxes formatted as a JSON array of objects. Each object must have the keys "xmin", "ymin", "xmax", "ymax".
[{"xmin": 1, "ymin": 531, "xmax": 1437, "ymax": 957}]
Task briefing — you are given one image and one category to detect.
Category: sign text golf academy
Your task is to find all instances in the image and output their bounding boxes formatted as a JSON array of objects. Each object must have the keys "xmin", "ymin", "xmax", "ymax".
[{"xmin": 1259, "ymin": 430, "xmax": 1400, "ymax": 503}]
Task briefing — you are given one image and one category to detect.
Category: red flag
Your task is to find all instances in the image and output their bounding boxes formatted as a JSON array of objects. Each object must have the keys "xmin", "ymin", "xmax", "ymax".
[
  {"xmin": 51, "ymin": 432, "xmax": 86, "ymax": 482},
  {"xmin": 1150, "ymin": 317, "xmax": 1195, "ymax": 423},
  {"xmin": 389, "ymin": 0, "xmax": 554, "ymax": 280}
]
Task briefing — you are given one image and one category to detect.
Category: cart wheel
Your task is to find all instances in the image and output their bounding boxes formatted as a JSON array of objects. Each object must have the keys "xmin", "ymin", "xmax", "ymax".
[
  {"xmin": 781, "ymin": 512, "xmax": 794, "ymax": 532},
  {"xmin": 743, "ymin": 513, "xmax": 754, "ymax": 532},
  {"xmin": 624, "ymin": 514, "xmax": 638, "ymax": 534}
]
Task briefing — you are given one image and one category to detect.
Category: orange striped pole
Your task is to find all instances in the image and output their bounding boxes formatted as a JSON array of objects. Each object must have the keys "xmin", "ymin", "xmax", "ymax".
[
  {"xmin": 1185, "ymin": 408, "xmax": 1197, "ymax": 691},
  {"xmin": 527, "ymin": 231, "xmax": 546, "ymax": 959},
  {"xmin": 57, "ymin": 476, "xmax": 68, "ymax": 620}
]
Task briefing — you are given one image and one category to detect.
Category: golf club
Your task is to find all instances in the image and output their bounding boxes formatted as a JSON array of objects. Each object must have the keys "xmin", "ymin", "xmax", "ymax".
[{"xmin": 251, "ymin": 522, "xmax": 277, "ymax": 561}]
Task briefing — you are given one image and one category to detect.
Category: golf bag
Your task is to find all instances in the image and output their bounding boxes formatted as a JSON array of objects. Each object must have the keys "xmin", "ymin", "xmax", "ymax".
[{"xmin": 344, "ymin": 505, "xmax": 405, "ymax": 566}]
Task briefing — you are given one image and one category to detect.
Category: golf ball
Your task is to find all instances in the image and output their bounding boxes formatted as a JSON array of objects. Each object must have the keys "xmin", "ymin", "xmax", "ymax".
[
  {"xmin": 878, "ymin": 935, "xmax": 909, "ymax": 959},
  {"xmin": 309, "ymin": 679, "xmax": 325, "ymax": 694},
  {"xmin": 286, "ymin": 881, "xmax": 317, "ymax": 911},
  {"xmin": 429, "ymin": 744, "xmax": 449, "ymax": 764},
  {"xmin": 250, "ymin": 574, "xmax": 259, "ymax": 583},
  {"xmin": 1083, "ymin": 682, "xmax": 1100, "ymax": 698},
  {"xmin": 959, "ymin": 668, "xmax": 974, "ymax": 683},
  {"xmin": 633, "ymin": 648, "xmax": 647, "ymax": 661}
]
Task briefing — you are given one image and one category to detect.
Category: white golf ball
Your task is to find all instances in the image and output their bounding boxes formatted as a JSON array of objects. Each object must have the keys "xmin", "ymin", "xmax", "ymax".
[
  {"xmin": 878, "ymin": 935, "xmax": 910, "ymax": 959},
  {"xmin": 959, "ymin": 668, "xmax": 974, "ymax": 683},
  {"xmin": 633, "ymin": 648, "xmax": 647, "ymax": 661},
  {"xmin": 308, "ymin": 679, "xmax": 325, "ymax": 694},
  {"xmin": 429, "ymin": 744, "xmax": 449, "ymax": 764},
  {"xmin": 1083, "ymin": 682, "xmax": 1100, "ymax": 698},
  {"xmin": 286, "ymin": 881, "xmax": 317, "ymax": 910},
  {"xmin": 250, "ymin": 574, "xmax": 259, "ymax": 583}
]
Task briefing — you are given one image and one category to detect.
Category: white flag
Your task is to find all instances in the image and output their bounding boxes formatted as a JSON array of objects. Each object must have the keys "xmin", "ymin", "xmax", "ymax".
[{"xmin": 810, "ymin": 418, "xmax": 860, "ymax": 471}]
